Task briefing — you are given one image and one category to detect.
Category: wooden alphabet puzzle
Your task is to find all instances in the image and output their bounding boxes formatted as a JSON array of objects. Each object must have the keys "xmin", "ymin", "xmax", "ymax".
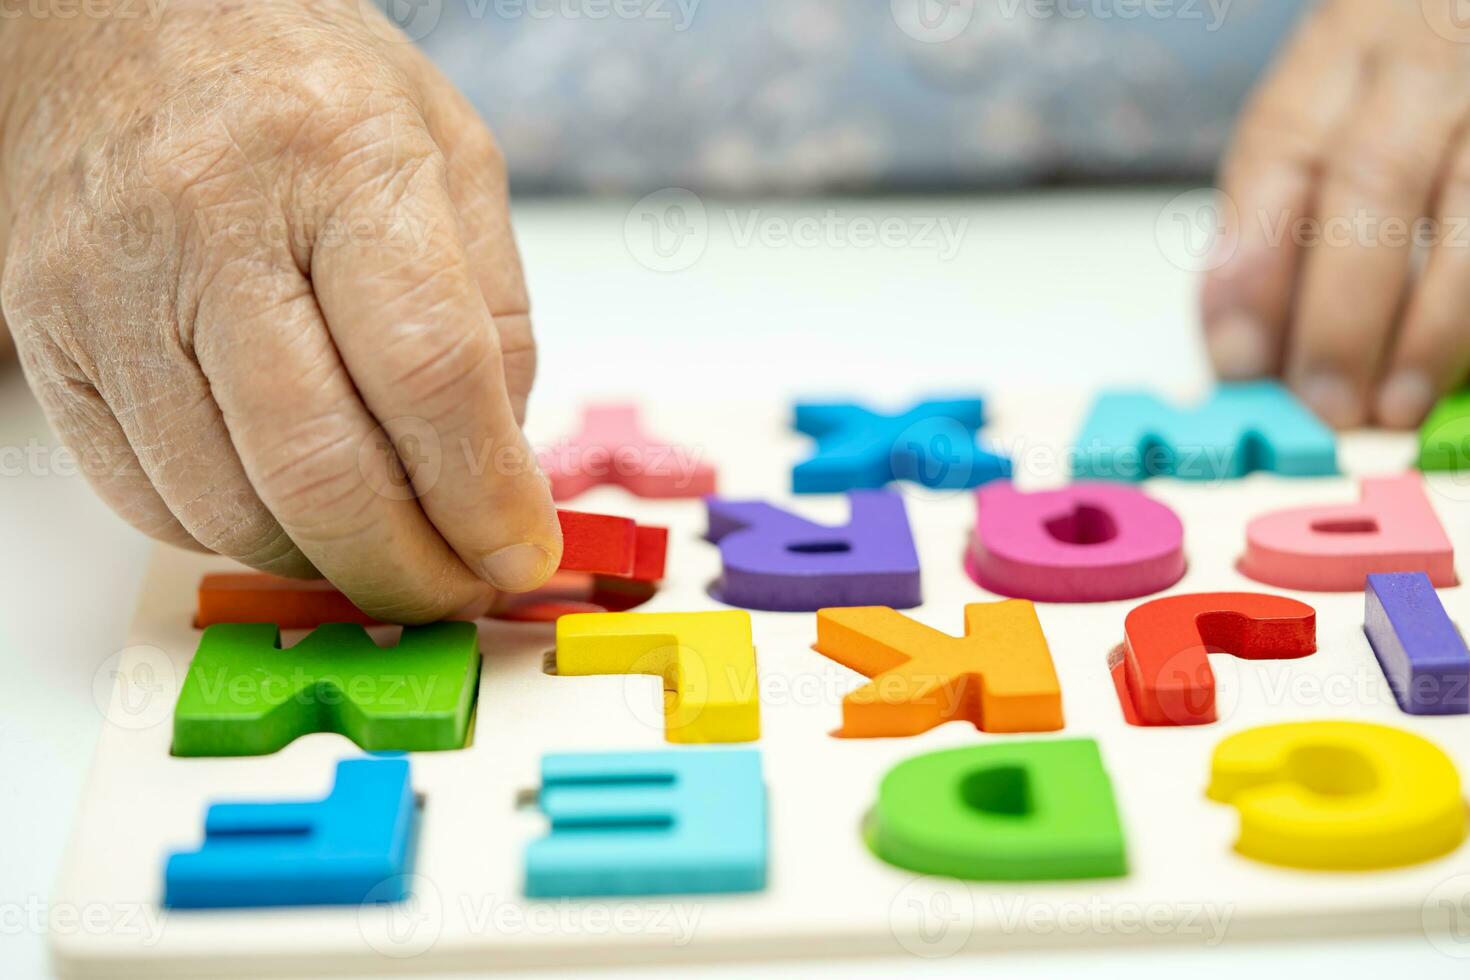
[
  {"xmin": 813, "ymin": 602, "xmax": 1063, "ymax": 736},
  {"xmin": 52, "ymin": 388, "xmax": 1470, "ymax": 977},
  {"xmin": 164, "ymin": 758, "xmax": 417, "ymax": 909},
  {"xmin": 1072, "ymin": 382, "xmax": 1338, "ymax": 482},
  {"xmin": 1238, "ymin": 475, "xmax": 1456, "ymax": 591},
  {"xmin": 525, "ymin": 750, "xmax": 767, "ymax": 898},
  {"xmin": 967, "ymin": 482, "xmax": 1186, "ymax": 602},
  {"xmin": 1206, "ymin": 721, "xmax": 1465, "ymax": 870},
  {"xmin": 792, "ymin": 399, "xmax": 1010, "ymax": 493},
  {"xmin": 1109, "ymin": 592, "xmax": 1317, "ymax": 727},
  {"xmin": 1363, "ymin": 573, "xmax": 1470, "ymax": 716},
  {"xmin": 173, "ymin": 622, "xmax": 480, "ymax": 756},
  {"xmin": 867, "ymin": 739, "xmax": 1127, "ymax": 881},
  {"xmin": 706, "ymin": 491, "xmax": 922, "ymax": 610}
]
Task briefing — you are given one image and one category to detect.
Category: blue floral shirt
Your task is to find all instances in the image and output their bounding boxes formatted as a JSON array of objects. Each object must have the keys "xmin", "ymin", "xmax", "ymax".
[{"xmin": 387, "ymin": 0, "xmax": 1311, "ymax": 192}]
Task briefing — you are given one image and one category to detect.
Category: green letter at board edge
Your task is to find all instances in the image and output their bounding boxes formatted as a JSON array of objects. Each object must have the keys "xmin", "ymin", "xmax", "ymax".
[
  {"xmin": 866, "ymin": 738, "xmax": 1127, "ymax": 881},
  {"xmin": 1418, "ymin": 389, "xmax": 1470, "ymax": 472}
]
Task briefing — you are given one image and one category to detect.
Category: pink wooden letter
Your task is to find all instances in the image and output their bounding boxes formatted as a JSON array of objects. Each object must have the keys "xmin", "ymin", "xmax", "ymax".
[
  {"xmin": 966, "ymin": 482, "xmax": 1187, "ymax": 602},
  {"xmin": 1238, "ymin": 474, "xmax": 1456, "ymax": 592},
  {"xmin": 539, "ymin": 404, "xmax": 718, "ymax": 502}
]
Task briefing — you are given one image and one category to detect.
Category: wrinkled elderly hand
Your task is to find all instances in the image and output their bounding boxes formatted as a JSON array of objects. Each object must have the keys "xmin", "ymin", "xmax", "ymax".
[
  {"xmin": 1204, "ymin": 0, "xmax": 1470, "ymax": 430},
  {"xmin": 0, "ymin": 0, "xmax": 561, "ymax": 622}
]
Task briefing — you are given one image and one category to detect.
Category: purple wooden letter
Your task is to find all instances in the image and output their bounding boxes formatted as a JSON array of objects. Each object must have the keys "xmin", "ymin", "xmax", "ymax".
[
  {"xmin": 1364, "ymin": 572, "xmax": 1470, "ymax": 715},
  {"xmin": 705, "ymin": 491, "xmax": 921, "ymax": 611}
]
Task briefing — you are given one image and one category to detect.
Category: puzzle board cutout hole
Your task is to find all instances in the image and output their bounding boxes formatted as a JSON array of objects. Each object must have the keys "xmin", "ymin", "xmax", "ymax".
[
  {"xmin": 497, "ymin": 572, "xmax": 659, "ymax": 621},
  {"xmin": 541, "ymin": 648, "xmax": 683, "ymax": 736}
]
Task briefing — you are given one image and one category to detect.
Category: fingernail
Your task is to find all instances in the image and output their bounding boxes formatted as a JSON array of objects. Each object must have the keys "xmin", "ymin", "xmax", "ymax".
[
  {"xmin": 1206, "ymin": 313, "xmax": 1271, "ymax": 379},
  {"xmin": 1299, "ymin": 372, "xmax": 1364, "ymax": 429},
  {"xmin": 1377, "ymin": 370, "xmax": 1436, "ymax": 429},
  {"xmin": 478, "ymin": 543, "xmax": 555, "ymax": 592}
]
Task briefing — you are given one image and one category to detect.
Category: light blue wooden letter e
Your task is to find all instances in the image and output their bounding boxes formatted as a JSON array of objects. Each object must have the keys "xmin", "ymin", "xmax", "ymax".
[{"xmin": 525, "ymin": 750, "xmax": 767, "ymax": 897}]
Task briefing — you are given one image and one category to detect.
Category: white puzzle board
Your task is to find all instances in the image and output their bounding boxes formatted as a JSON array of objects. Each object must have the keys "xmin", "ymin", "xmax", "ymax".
[{"xmin": 50, "ymin": 391, "xmax": 1470, "ymax": 978}]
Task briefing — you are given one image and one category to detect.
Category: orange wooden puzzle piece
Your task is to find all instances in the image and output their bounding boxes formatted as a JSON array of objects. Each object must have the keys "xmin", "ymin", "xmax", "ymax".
[
  {"xmin": 197, "ymin": 510, "xmax": 666, "ymax": 627},
  {"xmin": 195, "ymin": 574, "xmax": 379, "ymax": 630},
  {"xmin": 813, "ymin": 601, "xmax": 1064, "ymax": 737}
]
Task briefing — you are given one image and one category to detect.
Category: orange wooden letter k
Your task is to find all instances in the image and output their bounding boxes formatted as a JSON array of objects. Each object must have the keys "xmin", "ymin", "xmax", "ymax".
[{"xmin": 814, "ymin": 601, "xmax": 1064, "ymax": 738}]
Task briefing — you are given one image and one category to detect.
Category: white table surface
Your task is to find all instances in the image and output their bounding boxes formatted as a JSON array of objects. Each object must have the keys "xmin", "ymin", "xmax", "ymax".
[{"xmin": 2, "ymin": 189, "xmax": 1467, "ymax": 978}]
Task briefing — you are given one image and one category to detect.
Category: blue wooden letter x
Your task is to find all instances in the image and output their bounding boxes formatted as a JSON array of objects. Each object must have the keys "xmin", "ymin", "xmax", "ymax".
[
  {"xmin": 164, "ymin": 757, "xmax": 416, "ymax": 908},
  {"xmin": 792, "ymin": 398, "xmax": 1011, "ymax": 493},
  {"xmin": 525, "ymin": 750, "xmax": 767, "ymax": 898}
]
